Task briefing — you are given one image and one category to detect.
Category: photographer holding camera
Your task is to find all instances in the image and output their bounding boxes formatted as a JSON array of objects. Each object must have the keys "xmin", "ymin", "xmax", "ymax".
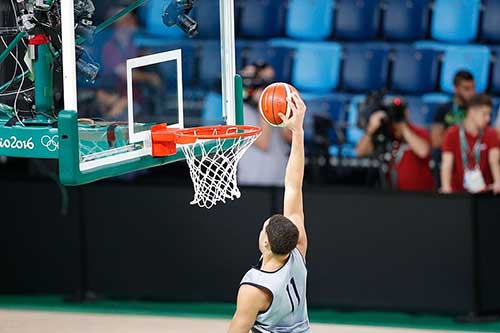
[
  {"xmin": 356, "ymin": 97, "xmax": 435, "ymax": 192},
  {"xmin": 237, "ymin": 62, "xmax": 292, "ymax": 186}
]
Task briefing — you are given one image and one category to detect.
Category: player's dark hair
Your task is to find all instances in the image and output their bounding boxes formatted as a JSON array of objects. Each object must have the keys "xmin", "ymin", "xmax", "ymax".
[
  {"xmin": 453, "ymin": 70, "xmax": 474, "ymax": 86},
  {"xmin": 266, "ymin": 215, "xmax": 299, "ymax": 255},
  {"xmin": 466, "ymin": 93, "xmax": 492, "ymax": 111}
]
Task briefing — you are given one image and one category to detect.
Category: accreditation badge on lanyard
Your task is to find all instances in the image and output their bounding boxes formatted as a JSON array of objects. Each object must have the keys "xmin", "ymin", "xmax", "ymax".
[{"xmin": 460, "ymin": 127, "xmax": 486, "ymax": 193}]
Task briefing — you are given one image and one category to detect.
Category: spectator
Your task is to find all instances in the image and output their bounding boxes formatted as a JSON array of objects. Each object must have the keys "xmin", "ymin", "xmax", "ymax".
[
  {"xmin": 441, "ymin": 94, "xmax": 500, "ymax": 194},
  {"xmin": 79, "ymin": 78, "xmax": 128, "ymax": 121},
  {"xmin": 98, "ymin": 6, "xmax": 162, "ymax": 120},
  {"xmin": 431, "ymin": 71, "xmax": 476, "ymax": 150},
  {"xmin": 238, "ymin": 62, "xmax": 292, "ymax": 186},
  {"xmin": 356, "ymin": 97, "xmax": 434, "ymax": 192}
]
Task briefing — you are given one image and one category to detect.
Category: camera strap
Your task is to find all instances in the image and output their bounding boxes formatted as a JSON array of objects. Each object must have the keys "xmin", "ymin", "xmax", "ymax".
[{"xmin": 459, "ymin": 126, "xmax": 483, "ymax": 170}]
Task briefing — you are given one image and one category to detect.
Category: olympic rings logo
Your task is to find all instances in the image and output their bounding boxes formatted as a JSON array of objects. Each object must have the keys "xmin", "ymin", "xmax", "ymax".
[{"xmin": 41, "ymin": 135, "xmax": 59, "ymax": 152}]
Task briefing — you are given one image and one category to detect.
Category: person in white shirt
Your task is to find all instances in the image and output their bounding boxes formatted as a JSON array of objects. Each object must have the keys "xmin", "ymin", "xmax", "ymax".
[{"xmin": 238, "ymin": 62, "xmax": 292, "ymax": 187}]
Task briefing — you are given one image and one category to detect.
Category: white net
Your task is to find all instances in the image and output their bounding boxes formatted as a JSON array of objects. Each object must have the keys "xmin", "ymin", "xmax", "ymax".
[{"xmin": 181, "ymin": 134, "xmax": 260, "ymax": 209}]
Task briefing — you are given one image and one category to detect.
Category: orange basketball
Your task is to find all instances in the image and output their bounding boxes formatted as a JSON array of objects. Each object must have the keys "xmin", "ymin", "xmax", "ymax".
[{"xmin": 259, "ymin": 82, "xmax": 300, "ymax": 127}]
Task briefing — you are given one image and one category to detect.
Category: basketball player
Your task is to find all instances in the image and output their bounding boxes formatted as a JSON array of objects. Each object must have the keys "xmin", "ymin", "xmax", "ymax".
[{"xmin": 228, "ymin": 92, "xmax": 310, "ymax": 333}]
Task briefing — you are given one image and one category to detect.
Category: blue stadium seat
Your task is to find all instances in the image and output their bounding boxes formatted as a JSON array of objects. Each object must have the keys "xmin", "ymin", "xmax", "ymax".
[
  {"xmin": 335, "ymin": 0, "xmax": 381, "ymax": 41},
  {"xmin": 480, "ymin": 0, "xmax": 500, "ymax": 43},
  {"xmin": 422, "ymin": 93, "xmax": 451, "ymax": 125},
  {"xmin": 240, "ymin": 42, "xmax": 293, "ymax": 82},
  {"xmin": 303, "ymin": 94, "xmax": 352, "ymax": 157},
  {"xmin": 201, "ymin": 92, "xmax": 224, "ymax": 125},
  {"xmin": 286, "ymin": 0, "xmax": 335, "ymax": 40},
  {"xmin": 431, "ymin": 0, "xmax": 480, "ymax": 44},
  {"xmin": 413, "ymin": 40, "xmax": 449, "ymax": 52},
  {"xmin": 440, "ymin": 45, "xmax": 491, "ymax": 93},
  {"xmin": 489, "ymin": 47, "xmax": 500, "ymax": 95},
  {"xmin": 422, "ymin": 93, "xmax": 451, "ymax": 104},
  {"xmin": 305, "ymin": 94, "xmax": 347, "ymax": 129},
  {"xmin": 341, "ymin": 44, "xmax": 390, "ymax": 93},
  {"xmin": 198, "ymin": 41, "xmax": 222, "ymax": 88},
  {"xmin": 405, "ymin": 96, "xmax": 434, "ymax": 128},
  {"xmin": 141, "ymin": 0, "xmax": 186, "ymax": 38},
  {"xmin": 346, "ymin": 95, "xmax": 365, "ymax": 146},
  {"xmin": 382, "ymin": 0, "xmax": 430, "ymax": 41},
  {"xmin": 191, "ymin": 0, "xmax": 220, "ymax": 39},
  {"xmin": 238, "ymin": 0, "xmax": 286, "ymax": 38},
  {"xmin": 291, "ymin": 42, "xmax": 342, "ymax": 93},
  {"xmin": 390, "ymin": 47, "xmax": 439, "ymax": 94}
]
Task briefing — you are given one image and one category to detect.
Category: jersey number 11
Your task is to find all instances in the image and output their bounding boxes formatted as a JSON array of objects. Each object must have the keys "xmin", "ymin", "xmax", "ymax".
[{"xmin": 286, "ymin": 278, "xmax": 301, "ymax": 312}]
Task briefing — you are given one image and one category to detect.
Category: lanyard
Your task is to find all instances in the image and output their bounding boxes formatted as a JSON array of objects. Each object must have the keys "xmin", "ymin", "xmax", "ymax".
[{"xmin": 459, "ymin": 126, "xmax": 483, "ymax": 170}]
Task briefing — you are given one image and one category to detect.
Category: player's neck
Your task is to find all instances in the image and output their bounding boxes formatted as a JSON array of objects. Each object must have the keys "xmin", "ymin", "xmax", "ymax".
[
  {"xmin": 261, "ymin": 252, "xmax": 289, "ymax": 271},
  {"xmin": 463, "ymin": 118, "xmax": 480, "ymax": 136}
]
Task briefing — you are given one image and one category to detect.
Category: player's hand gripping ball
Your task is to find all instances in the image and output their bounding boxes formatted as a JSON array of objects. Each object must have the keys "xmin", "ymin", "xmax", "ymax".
[{"xmin": 259, "ymin": 82, "xmax": 301, "ymax": 127}]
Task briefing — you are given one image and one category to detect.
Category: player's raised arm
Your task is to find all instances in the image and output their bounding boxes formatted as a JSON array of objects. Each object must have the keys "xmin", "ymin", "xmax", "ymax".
[
  {"xmin": 279, "ymin": 93, "xmax": 307, "ymax": 257},
  {"xmin": 228, "ymin": 285, "xmax": 271, "ymax": 333}
]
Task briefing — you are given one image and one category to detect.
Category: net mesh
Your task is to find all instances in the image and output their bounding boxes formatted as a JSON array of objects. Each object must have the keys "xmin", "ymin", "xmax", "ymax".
[{"xmin": 181, "ymin": 134, "xmax": 260, "ymax": 209}]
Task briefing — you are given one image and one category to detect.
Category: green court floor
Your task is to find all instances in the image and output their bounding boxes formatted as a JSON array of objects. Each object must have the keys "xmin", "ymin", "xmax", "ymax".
[{"xmin": 0, "ymin": 295, "xmax": 499, "ymax": 332}]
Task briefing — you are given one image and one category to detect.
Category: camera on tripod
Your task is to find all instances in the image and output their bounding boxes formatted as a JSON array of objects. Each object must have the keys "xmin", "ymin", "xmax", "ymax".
[{"xmin": 358, "ymin": 91, "xmax": 407, "ymax": 150}]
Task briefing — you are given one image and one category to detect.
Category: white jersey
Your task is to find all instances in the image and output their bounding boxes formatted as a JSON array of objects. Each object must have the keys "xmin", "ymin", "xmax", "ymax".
[{"xmin": 240, "ymin": 248, "xmax": 311, "ymax": 333}]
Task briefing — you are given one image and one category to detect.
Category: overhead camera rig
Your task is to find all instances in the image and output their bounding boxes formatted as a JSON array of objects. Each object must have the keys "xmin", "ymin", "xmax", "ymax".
[
  {"xmin": 0, "ymin": 0, "xmax": 199, "ymax": 121},
  {"xmin": 0, "ymin": 0, "xmax": 200, "ymax": 157}
]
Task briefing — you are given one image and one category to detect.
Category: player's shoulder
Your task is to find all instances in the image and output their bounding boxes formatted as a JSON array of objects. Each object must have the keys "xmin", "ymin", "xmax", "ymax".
[
  {"xmin": 237, "ymin": 283, "xmax": 273, "ymax": 313},
  {"xmin": 292, "ymin": 247, "xmax": 307, "ymax": 267}
]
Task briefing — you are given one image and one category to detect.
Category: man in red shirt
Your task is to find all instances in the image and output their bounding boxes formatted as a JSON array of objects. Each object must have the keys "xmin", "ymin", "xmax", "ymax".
[
  {"xmin": 356, "ymin": 98, "xmax": 434, "ymax": 192},
  {"xmin": 441, "ymin": 94, "xmax": 500, "ymax": 194}
]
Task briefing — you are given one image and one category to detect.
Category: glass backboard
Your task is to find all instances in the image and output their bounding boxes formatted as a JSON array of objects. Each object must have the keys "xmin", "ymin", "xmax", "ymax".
[{"xmin": 61, "ymin": 0, "xmax": 236, "ymax": 173}]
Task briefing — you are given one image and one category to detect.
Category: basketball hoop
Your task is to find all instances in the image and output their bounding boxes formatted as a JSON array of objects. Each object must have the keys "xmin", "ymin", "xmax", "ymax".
[{"xmin": 151, "ymin": 124, "xmax": 262, "ymax": 209}]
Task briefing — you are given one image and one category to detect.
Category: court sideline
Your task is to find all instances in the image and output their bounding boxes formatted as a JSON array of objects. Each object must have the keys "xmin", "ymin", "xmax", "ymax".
[{"xmin": 0, "ymin": 310, "xmax": 476, "ymax": 333}]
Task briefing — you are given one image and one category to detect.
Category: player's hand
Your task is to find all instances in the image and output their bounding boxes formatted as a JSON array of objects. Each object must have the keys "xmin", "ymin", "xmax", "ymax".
[
  {"xmin": 367, "ymin": 111, "xmax": 386, "ymax": 135},
  {"xmin": 279, "ymin": 92, "xmax": 306, "ymax": 132}
]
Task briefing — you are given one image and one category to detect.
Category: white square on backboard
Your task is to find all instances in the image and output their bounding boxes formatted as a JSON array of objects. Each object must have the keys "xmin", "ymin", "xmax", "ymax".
[{"xmin": 126, "ymin": 49, "xmax": 184, "ymax": 144}]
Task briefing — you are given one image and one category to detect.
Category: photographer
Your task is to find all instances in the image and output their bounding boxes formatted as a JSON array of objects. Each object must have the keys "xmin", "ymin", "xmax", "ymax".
[
  {"xmin": 356, "ymin": 97, "xmax": 434, "ymax": 192},
  {"xmin": 441, "ymin": 94, "xmax": 500, "ymax": 194},
  {"xmin": 238, "ymin": 62, "xmax": 292, "ymax": 186}
]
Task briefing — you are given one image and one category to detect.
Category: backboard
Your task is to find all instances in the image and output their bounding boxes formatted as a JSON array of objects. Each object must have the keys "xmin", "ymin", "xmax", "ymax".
[{"xmin": 60, "ymin": 0, "xmax": 237, "ymax": 180}]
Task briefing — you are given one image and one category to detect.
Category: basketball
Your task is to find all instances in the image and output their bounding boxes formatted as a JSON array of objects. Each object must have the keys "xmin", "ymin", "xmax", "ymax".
[{"xmin": 259, "ymin": 82, "xmax": 300, "ymax": 127}]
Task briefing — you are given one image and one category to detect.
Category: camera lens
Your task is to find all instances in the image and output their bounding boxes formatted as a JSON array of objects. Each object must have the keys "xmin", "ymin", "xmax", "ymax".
[{"xmin": 177, "ymin": 14, "xmax": 198, "ymax": 37}]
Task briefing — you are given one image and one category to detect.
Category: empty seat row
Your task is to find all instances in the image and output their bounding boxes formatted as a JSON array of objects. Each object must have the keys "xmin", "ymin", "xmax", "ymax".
[
  {"xmin": 287, "ymin": 41, "xmax": 496, "ymax": 96},
  {"xmin": 135, "ymin": 37, "xmax": 500, "ymax": 97},
  {"xmin": 142, "ymin": 0, "xmax": 500, "ymax": 44}
]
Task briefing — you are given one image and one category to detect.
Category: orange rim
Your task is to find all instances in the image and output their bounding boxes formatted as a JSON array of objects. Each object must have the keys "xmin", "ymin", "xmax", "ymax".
[{"xmin": 175, "ymin": 125, "xmax": 262, "ymax": 143}]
